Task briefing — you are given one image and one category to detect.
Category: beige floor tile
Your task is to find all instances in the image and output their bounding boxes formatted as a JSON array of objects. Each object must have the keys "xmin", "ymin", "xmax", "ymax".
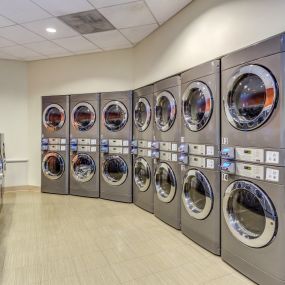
[
  {"xmin": 102, "ymin": 243, "xmax": 137, "ymax": 264},
  {"xmin": 203, "ymin": 273, "xmax": 255, "ymax": 285}
]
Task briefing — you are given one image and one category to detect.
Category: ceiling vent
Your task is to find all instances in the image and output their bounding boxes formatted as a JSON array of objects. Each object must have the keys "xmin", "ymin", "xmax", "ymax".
[{"xmin": 59, "ymin": 9, "xmax": 115, "ymax": 34}]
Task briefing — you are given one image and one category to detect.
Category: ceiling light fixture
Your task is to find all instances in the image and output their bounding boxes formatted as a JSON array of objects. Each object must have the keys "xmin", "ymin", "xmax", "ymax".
[{"xmin": 46, "ymin": 27, "xmax": 57, "ymax": 33}]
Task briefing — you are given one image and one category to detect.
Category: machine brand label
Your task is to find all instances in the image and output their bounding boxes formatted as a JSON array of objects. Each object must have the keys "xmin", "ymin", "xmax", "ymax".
[
  {"xmin": 222, "ymin": 137, "xmax": 228, "ymax": 145},
  {"xmin": 222, "ymin": 173, "xmax": 228, "ymax": 181}
]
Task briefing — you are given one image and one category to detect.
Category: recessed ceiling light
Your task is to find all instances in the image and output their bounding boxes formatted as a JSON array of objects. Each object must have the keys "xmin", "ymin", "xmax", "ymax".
[{"xmin": 46, "ymin": 27, "xmax": 56, "ymax": 33}]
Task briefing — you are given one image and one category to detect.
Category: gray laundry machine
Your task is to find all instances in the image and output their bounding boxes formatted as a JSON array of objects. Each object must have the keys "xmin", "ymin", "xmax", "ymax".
[
  {"xmin": 41, "ymin": 95, "xmax": 69, "ymax": 194},
  {"xmin": 41, "ymin": 143, "xmax": 69, "ymax": 195},
  {"xmin": 180, "ymin": 60, "xmax": 220, "ymax": 158},
  {"xmin": 132, "ymin": 148, "xmax": 154, "ymax": 213},
  {"xmin": 153, "ymin": 76, "xmax": 181, "ymax": 153},
  {"xmin": 0, "ymin": 134, "xmax": 5, "ymax": 211},
  {"xmin": 221, "ymin": 33, "xmax": 285, "ymax": 166},
  {"xmin": 70, "ymin": 93, "xmax": 100, "ymax": 198},
  {"xmin": 101, "ymin": 91, "xmax": 132, "ymax": 141},
  {"xmin": 180, "ymin": 155, "xmax": 220, "ymax": 255},
  {"xmin": 154, "ymin": 150, "xmax": 181, "ymax": 229},
  {"xmin": 221, "ymin": 159, "xmax": 284, "ymax": 285},
  {"xmin": 100, "ymin": 145, "xmax": 132, "ymax": 203}
]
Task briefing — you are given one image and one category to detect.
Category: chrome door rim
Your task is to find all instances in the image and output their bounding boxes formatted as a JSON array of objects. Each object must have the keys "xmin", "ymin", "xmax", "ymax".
[
  {"xmin": 182, "ymin": 169, "xmax": 213, "ymax": 220},
  {"xmin": 182, "ymin": 81, "xmax": 213, "ymax": 132},
  {"xmin": 223, "ymin": 180, "xmax": 277, "ymax": 248},
  {"xmin": 134, "ymin": 97, "xmax": 151, "ymax": 132},
  {"xmin": 224, "ymin": 64, "xmax": 278, "ymax": 131},
  {"xmin": 43, "ymin": 104, "xmax": 65, "ymax": 131},
  {"xmin": 42, "ymin": 152, "xmax": 65, "ymax": 180},
  {"xmin": 71, "ymin": 153, "xmax": 96, "ymax": 183},
  {"xmin": 155, "ymin": 162, "xmax": 176, "ymax": 203},
  {"xmin": 102, "ymin": 155, "xmax": 128, "ymax": 186},
  {"xmin": 155, "ymin": 91, "xmax": 176, "ymax": 132},
  {"xmin": 134, "ymin": 157, "xmax": 151, "ymax": 192},
  {"xmin": 102, "ymin": 101, "xmax": 128, "ymax": 132},
  {"xmin": 71, "ymin": 102, "xmax": 96, "ymax": 132}
]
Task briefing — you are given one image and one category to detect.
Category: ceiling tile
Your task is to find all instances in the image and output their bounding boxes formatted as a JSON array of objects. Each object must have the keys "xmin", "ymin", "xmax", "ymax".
[
  {"xmin": 53, "ymin": 36, "xmax": 99, "ymax": 52},
  {"xmin": 0, "ymin": 25, "xmax": 45, "ymax": 44},
  {"xmin": 0, "ymin": 16, "xmax": 15, "ymax": 27},
  {"xmin": 98, "ymin": 1, "xmax": 156, "ymax": 29},
  {"xmin": 0, "ymin": 45, "xmax": 42, "ymax": 60},
  {"xmin": 84, "ymin": 30, "xmax": 132, "ymax": 49},
  {"xmin": 89, "ymin": 0, "xmax": 137, "ymax": 8},
  {"xmin": 120, "ymin": 23, "xmax": 158, "ymax": 44},
  {"xmin": 74, "ymin": 49, "xmax": 102, "ymax": 55},
  {"xmin": 0, "ymin": 37, "xmax": 15, "ymax": 48},
  {"xmin": 0, "ymin": 0, "xmax": 51, "ymax": 24},
  {"xmin": 23, "ymin": 18, "xmax": 79, "ymax": 40},
  {"xmin": 0, "ymin": 50, "xmax": 18, "ymax": 60},
  {"xmin": 25, "ymin": 41, "xmax": 73, "ymax": 56},
  {"xmin": 145, "ymin": 0, "xmax": 192, "ymax": 24},
  {"xmin": 32, "ymin": 0, "xmax": 94, "ymax": 17}
]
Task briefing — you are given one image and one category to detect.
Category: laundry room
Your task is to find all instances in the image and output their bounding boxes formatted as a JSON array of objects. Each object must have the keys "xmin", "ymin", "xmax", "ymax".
[{"xmin": 0, "ymin": 0, "xmax": 285, "ymax": 284}]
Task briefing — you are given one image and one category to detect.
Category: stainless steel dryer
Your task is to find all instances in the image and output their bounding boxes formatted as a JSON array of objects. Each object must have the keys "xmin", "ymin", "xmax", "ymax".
[
  {"xmin": 70, "ymin": 93, "xmax": 100, "ymax": 198},
  {"xmin": 180, "ymin": 155, "xmax": 220, "ymax": 255},
  {"xmin": 154, "ymin": 150, "xmax": 181, "ymax": 229},
  {"xmin": 100, "ymin": 146, "xmax": 132, "ymax": 203},
  {"xmin": 101, "ymin": 91, "xmax": 132, "ymax": 141},
  {"xmin": 153, "ymin": 76, "xmax": 181, "ymax": 153},
  {"xmin": 132, "ymin": 148, "xmax": 154, "ymax": 213},
  {"xmin": 180, "ymin": 60, "xmax": 220, "ymax": 158},
  {"xmin": 41, "ymin": 96, "xmax": 69, "ymax": 194},
  {"xmin": 41, "ymin": 143, "xmax": 69, "ymax": 195},
  {"xmin": 133, "ymin": 85, "xmax": 153, "ymax": 148},
  {"xmin": 221, "ymin": 159, "xmax": 284, "ymax": 285},
  {"xmin": 221, "ymin": 33, "xmax": 285, "ymax": 166}
]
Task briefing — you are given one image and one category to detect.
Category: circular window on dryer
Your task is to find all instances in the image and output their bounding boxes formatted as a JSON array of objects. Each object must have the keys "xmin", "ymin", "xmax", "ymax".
[
  {"xmin": 134, "ymin": 98, "xmax": 151, "ymax": 132},
  {"xmin": 155, "ymin": 91, "xmax": 176, "ymax": 132},
  {"xmin": 134, "ymin": 157, "xmax": 151, "ymax": 192},
  {"xmin": 42, "ymin": 152, "xmax": 65, "ymax": 180},
  {"xmin": 224, "ymin": 65, "xmax": 278, "ymax": 131},
  {"xmin": 182, "ymin": 169, "xmax": 213, "ymax": 220},
  {"xmin": 103, "ymin": 101, "xmax": 128, "ymax": 132},
  {"xmin": 43, "ymin": 104, "xmax": 65, "ymax": 131},
  {"xmin": 71, "ymin": 102, "xmax": 95, "ymax": 132},
  {"xmin": 182, "ymin": 81, "xmax": 213, "ymax": 132},
  {"xmin": 223, "ymin": 180, "xmax": 277, "ymax": 248},
  {"xmin": 71, "ymin": 153, "xmax": 96, "ymax": 182},
  {"xmin": 102, "ymin": 155, "xmax": 128, "ymax": 186},
  {"xmin": 155, "ymin": 162, "xmax": 176, "ymax": 203}
]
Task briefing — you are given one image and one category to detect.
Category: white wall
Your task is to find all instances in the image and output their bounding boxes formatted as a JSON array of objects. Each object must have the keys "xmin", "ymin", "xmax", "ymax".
[
  {"xmin": 26, "ymin": 0, "xmax": 285, "ymax": 186},
  {"xmin": 0, "ymin": 60, "xmax": 28, "ymax": 187},
  {"xmin": 28, "ymin": 49, "xmax": 133, "ymax": 186},
  {"xmin": 134, "ymin": 0, "xmax": 285, "ymax": 87}
]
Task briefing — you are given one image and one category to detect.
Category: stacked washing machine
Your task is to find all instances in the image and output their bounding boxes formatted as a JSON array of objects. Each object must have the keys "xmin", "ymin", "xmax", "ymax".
[
  {"xmin": 41, "ymin": 96, "xmax": 69, "ymax": 195},
  {"xmin": 0, "ymin": 134, "xmax": 5, "ymax": 211},
  {"xmin": 69, "ymin": 94, "xmax": 100, "ymax": 198},
  {"xmin": 178, "ymin": 60, "xmax": 221, "ymax": 254},
  {"xmin": 220, "ymin": 33, "xmax": 285, "ymax": 285},
  {"xmin": 100, "ymin": 91, "xmax": 133, "ymax": 203},
  {"xmin": 132, "ymin": 85, "xmax": 154, "ymax": 213},
  {"xmin": 152, "ymin": 76, "xmax": 182, "ymax": 229}
]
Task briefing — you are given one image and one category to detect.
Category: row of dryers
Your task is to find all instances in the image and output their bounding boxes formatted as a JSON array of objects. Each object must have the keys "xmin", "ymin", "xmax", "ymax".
[{"xmin": 40, "ymin": 32, "xmax": 285, "ymax": 285}]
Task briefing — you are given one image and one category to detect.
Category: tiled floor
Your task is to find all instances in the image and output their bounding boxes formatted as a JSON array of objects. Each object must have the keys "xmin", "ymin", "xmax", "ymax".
[{"xmin": 0, "ymin": 189, "xmax": 254, "ymax": 285}]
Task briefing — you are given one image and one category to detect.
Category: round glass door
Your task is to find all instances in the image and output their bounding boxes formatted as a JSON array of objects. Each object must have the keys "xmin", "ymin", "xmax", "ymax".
[
  {"xmin": 224, "ymin": 65, "xmax": 278, "ymax": 131},
  {"xmin": 182, "ymin": 82, "xmax": 213, "ymax": 131},
  {"xmin": 155, "ymin": 162, "xmax": 176, "ymax": 203},
  {"xmin": 134, "ymin": 98, "xmax": 151, "ymax": 132},
  {"xmin": 103, "ymin": 101, "xmax": 128, "ymax": 132},
  {"xmin": 134, "ymin": 157, "xmax": 151, "ymax": 192},
  {"xmin": 155, "ymin": 91, "xmax": 176, "ymax": 132},
  {"xmin": 71, "ymin": 154, "xmax": 95, "ymax": 182},
  {"xmin": 223, "ymin": 180, "xmax": 277, "ymax": 248},
  {"xmin": 182, "ymin": 169, "xmax": 213, "ymax": 220},
  {"xmin": 43, "ymin": 104, "xmax": 65, "ymax": 131},
  {"xmin": 102, "ymin": 155, "xmax": 128, "ymax": 186},
  {"xmin": 42, "ymin": 152, "xmax": 65, "ymax": 180},
  {"xmin": 71, "ymin": 102, "xmax": 95, "ymax": 132}
]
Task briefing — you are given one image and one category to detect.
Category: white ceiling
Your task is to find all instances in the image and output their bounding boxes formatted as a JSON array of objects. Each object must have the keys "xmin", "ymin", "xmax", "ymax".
[{"xmin": 0, "ymin": 0, "xmax": 192, "ymax": 61}]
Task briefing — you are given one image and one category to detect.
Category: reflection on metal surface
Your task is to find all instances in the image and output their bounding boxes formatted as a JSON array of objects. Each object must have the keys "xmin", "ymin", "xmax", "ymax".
[
  {"xmin": 134, "ymin": 97, "xmax": 151, "ymax": 132},
  {"xmin": 71, "ymin": 153, "xmax": 95, "ymax": 182},
  {"xmin": 134, "ymin": 157, "xmax": 151, "ymax": 192},
  {"xmin": 43, "ymin": 104, "xmax": 65, "ymax": 131}
]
